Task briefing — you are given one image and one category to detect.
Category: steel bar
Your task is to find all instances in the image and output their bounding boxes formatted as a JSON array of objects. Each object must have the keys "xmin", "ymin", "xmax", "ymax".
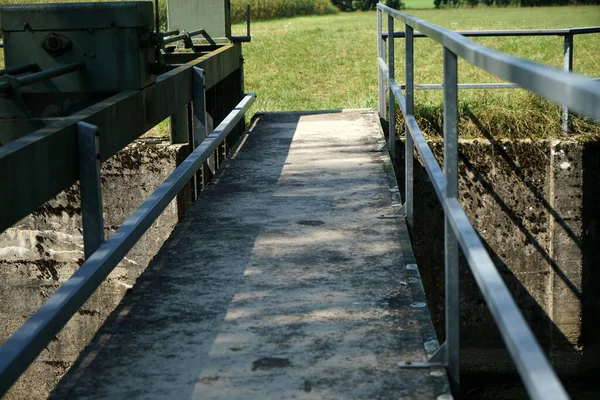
[
  {"xmin": 162, "ymin": 31, "xmax": 193, "ymax": 45},
  {"xmin": 386, "ymin": 72, "xmax": 446, "ymax": 203},
  {"xmin": 377, "ymin": 9, "xmax": 384, "ymax": 118},
  {"xmin": 382, "ymin": 26, "xmax": 600, "ymax": 39},
  {"xmin": 163, "ymin": 29, "xmax": 180, "ymax": 37},
  {"xmin": 0, "ymin": 62, "xmax": 85, "ymax": 94},
  {"xmin": 378, "ymin": 4, "xmax": 600, "ymax": 121},
  {"xmin": 193, "ymin": 68, "xmax": 208, "ymax": 147},
  {"xmin": 444, "ymin": 198, "xmax": 570, "ymax": 400},
  {"xmin": 405, "ymin": 24, "xmax": 414, "ymax": 231},
  {"xmin": 0, "ymin": 93, "xmax": 256, "ymax": 397},
  {"xmin": 230, "ymin": 7, "xmax": 252, "ymax": 42},
  {"xmin": 247, "ymin": 5, "xmax": 251, "ymax": 37},
  {"xmin": 399, "ymin": 83, "xmax": 521, "ymax": 90},
  {"xmin": 170, "ymin": 107, "xmax": 190, "ymax": 144},
  {"xmin": 77, "ymin": 122, "xmax": 104, "ymax": 259},
  {"xmin": 0, "ymin": 44, "xmax": 241, "ymax": 234},
  {"xmin": 377, "ymin": 6, "xmax": 573, "ymax": 399},
  {"xmin": 562, "ymin": 34, "xmax": 574, "ymax": 136},
  {"xmin": 154, "ymin": 0, "xmax": 160, "ymax": 32},
  {"xmin": 443, "ymin": 47, "xmax": 460, "ymax": 397},
  {"xmin": 163, "ymin": 29, "xmax": 215, "ymax": 46},
  {"xmin": 230, "ymin": 36, "xmax": 251, "ymax": 43},
  {"xmin": 383, "ymin": 45, "xmax": 568, "ymax": 400},
  {"xmin": 0, "ymin": 63, "xmax": 39, "ymax": 77},
  {"xmin": 188, "ymin": 29, "xmax": 216, "ymax": 45},
  {"xmin": 388, "ymin": 15, "xmax": 396, "ymax": 162},
  {"xmin": 405, "ymin": 115, "xmax": 445, "ymax": 203},
  {"xmin": 192, "ymin": 67, "xmax": 208, "ymax": 192}
]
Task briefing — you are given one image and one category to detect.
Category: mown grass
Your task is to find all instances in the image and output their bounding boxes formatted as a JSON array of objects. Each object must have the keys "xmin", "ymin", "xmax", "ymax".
[
  {"xmin": 235, "ymin": 6, "xmax": 600, "ymax": 138},
  {"xmin": 2, "ymin": 4, "xmax": 599, "ymax": 138},
  {"xmin": 404, "ymin": 0, "xmax": 436, "ymax": 8}
]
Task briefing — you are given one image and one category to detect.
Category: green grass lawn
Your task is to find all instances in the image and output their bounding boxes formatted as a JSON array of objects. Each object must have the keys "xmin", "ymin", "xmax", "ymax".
[
  {"xmin": 236, "ymin": 6, "xmax": 600, "ymax": 137},
  {"xmin": 404, "ymin": 0, "xmax": 435, "ymax": 9},
  {"xmin": 2, "ymin": 5, "xmax": 599, "ymax": 137}
]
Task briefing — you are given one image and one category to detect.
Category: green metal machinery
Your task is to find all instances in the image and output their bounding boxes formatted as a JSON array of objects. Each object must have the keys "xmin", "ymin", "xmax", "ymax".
[{"xmin": 0, "ymin": 0, "xmax": 249, "ymax": 234}]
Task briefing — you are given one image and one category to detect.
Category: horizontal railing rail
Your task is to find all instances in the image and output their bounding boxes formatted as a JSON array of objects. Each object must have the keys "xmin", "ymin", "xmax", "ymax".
[
  {"xmin": 382, "ymin": 24, "xmax": 600, "ymax": 136},
  {"xmin": 0, "ymin": 92, "xmax": 255, "ymax": 396},
  {"xmin": 382, "ymin": 26, "xmax": 600, "ymax": 39},
  {"xmin": 377, "ymin": 4, "xmax": 600, "ymax": 400}
]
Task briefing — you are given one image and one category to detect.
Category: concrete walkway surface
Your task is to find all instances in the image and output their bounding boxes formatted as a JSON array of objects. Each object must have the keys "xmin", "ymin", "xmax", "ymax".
[{"xmin": 52, "ymin": 110, "xmax": 451, "ymax": 399}]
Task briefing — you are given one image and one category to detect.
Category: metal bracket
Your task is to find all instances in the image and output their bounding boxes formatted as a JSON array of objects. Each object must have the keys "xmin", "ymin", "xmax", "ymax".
[
  {"xmin": 0, "ymin": 74, "xmax": 31, "ymax": 117},
  {"xmin": 369, "ymin": 142, "xmax": 388, "ymax": 152},
  {"xmin": 397, "ymin": 343, "xmax": 447, "ymax": 368},
  {"xmin": 77, "ymin": 122, "xmax": 104, "ymax": 259},
  {"xmin": 377, "ymin": 203, "xmax": 405, "ymax": 219},
  {"xmin": 183, "ymin": 31, "xmax": 194, "ymax": 49}
]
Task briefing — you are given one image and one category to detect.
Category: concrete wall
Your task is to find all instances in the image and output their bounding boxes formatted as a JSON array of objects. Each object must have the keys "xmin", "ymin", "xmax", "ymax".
[
  {"xmin": 0, "ymin": 140, "xmax": 192, "ymax": 399},
  {"xmin": 394, "ymin": 138, "xmax": 600, "ymax": 376}
]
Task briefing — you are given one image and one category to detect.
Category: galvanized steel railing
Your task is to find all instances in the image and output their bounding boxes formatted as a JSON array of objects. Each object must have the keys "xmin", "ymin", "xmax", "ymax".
[
  {"xmin": 377, "ymin": 4, "xmax": 600, "ymax": 400},
  {"xmin": 383, "ymin": 25, "xmax": 600, "ymax": 136},
  {"xmin": 0, "ymin": 81, "xmax": 255, "ymax": 395}
]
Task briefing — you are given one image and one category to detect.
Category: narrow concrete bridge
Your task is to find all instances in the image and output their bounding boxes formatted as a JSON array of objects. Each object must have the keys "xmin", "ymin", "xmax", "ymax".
[
  {"xmin": 50, "ymin": 109, "xmax": 449, "ymax": 398},
  {"xmin": 1, "ymin": 2, "xmax": 599, "ymax": 400}
]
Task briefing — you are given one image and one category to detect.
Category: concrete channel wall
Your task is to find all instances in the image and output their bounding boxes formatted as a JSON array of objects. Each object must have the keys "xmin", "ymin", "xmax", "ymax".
[
  {"xmin": 394, "ymin": 138, "xmax": 600, "ymax": 377},
  {"xmin": 0, "ymin": 140, "xmax": 192, "ymax": 399}
]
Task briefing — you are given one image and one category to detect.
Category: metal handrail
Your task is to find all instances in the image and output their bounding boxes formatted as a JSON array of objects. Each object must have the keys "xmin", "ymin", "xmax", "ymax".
[
  {"xmin": 0, "ymin": 62, "xmax": 85, "ymax": 94},
  {"xmin": 382, "ymin": 23, "xmax": 599, "ymax": 136},
  {"xmin": 0, "ymin": 92, "xmax": 255, "ymax": 396},
  {"xmin": 382, "ymin": 26, "xmax": 600, "ymax": 38},
  {"xmin": 377, "ymin": 4, "xmax": 600, "ymax": 400}
]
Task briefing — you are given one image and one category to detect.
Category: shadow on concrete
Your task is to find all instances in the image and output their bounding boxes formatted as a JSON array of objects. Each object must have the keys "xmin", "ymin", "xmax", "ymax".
[
  {"xmin": 50, "ymin": 112, "xmax": 296, "ymax": 399},
  {"xmin": 51, "ymin": 110, "xmax": 446, "ymax": 399}
]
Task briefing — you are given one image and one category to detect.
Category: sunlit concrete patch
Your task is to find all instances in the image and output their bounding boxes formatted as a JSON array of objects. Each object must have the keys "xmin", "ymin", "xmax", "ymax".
[{"xmin": 52, "ymin": 110, "xmax": 448, "ymax": 399}]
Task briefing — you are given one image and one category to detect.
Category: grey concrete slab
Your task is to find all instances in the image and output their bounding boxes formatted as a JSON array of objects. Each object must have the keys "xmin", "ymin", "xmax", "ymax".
[{"xmin": 52, "ymin": 110, "xmax": 450, "ymax": 399}]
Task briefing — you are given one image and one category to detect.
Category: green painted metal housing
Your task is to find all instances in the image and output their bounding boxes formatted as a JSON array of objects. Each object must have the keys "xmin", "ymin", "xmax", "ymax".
[{"xmin": 1, "ymin": 2, "xmax": 157, "ymax": 93}]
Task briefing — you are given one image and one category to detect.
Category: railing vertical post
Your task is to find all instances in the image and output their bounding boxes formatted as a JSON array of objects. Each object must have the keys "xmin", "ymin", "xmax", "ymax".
[
  {"xmin": 170, "ymin": 107, "xmax": 189, "ymax": 144},
  {"xmin": 193, "ymin": 67, "xmax": 209, "ymax": 191},
  {"xmin": 377, "ymin": 7, "xmax": 385, "ymax": 119},
  {"xmin": 405, "ymin": 24, "xmax": 414, "ymax": 232},
  {"xmin": 443, "ymin": 46, "xmax": 460, "ymax": 397},
  {"xmin": 77, "ymin": 122, "xmax": 104, "ymax": 259},
  {"xmin": 562, "ymin": 33, "xmax": 573, "ymax": 136},
  {"xmin": 388, "ymin": 15, "xmax": 395, "ymax": 162}
]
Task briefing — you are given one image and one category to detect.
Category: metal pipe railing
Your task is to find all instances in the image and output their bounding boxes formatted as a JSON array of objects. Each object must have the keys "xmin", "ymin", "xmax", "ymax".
[
  {"xmin": 382, "ymin": 26, "xmax": 600, "ymax": 39},
  {"xmin": 0, "ymin": 63, "xmax": 39, "ymax": 78},
  {"xmin": 0, "ymin": 92, "xmax": 256, "ymax": 396},
  {"xmin": 0, "ymin": 62, "xmax": 84, "ymax": 94},
  {"xmin": 381, "ymin": 24, "xmax": 600, "ymax": 136},
  {"xmin": 162, "ymin": 29, "xmax": 180, "ymax": 37},
  {"xmin": 376, "ymin": 4, "xmax": 600, "ymax": 400},
  {"xmin": 232, "ymin": 5, "xmax": 252, "ymax": 43},
  {"xmin": 162, "ymin": 28, "xmax": 216, "ymax": 46}
]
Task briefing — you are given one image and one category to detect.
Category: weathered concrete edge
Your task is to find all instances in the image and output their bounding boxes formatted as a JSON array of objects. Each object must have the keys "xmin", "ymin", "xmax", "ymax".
[{"xmin": 370, "ymin": 111, "xmax": 449, "ymax": 372}]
